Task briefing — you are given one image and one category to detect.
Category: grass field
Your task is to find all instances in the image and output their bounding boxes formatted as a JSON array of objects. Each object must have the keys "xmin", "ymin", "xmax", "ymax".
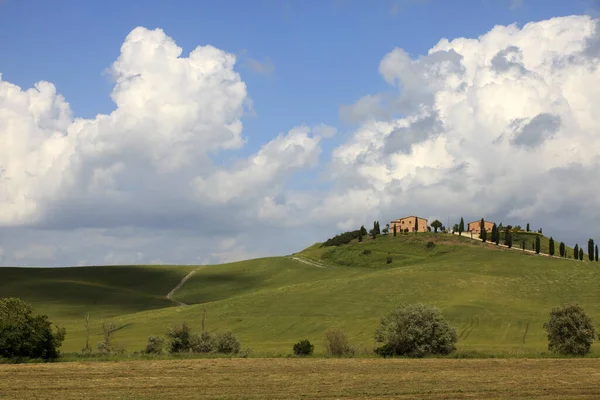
[
  {"xmin": 2, "ymin": 358, "xmax": 600, "ymax": 399},
  {"xmin": 1, "ymin": 232, "xmax": 599, "ymax": 355}
]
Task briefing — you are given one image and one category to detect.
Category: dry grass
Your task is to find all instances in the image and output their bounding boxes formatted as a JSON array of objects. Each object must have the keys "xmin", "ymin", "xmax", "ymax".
[{"xmin": 2, "ymin": 358, "xmax": 600, "ymax": 399}]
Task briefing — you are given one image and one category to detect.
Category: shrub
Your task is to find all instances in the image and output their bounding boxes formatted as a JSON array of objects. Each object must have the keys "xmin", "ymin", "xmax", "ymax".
[
  {"xmin": 293, "ymin": 339, "xmax": 314, "ymax": 356},
  {"xmin": 166, "ymin": 322, "xmax": 193, "ymax": 353},
  {"xmin": 374, "ymin": 303, "xmax": 458, "ymax": 358},
  {"xmin": 321, "ymin": 230, "xmax": 361, "ymax": 247},
  {"xmin": 0, "ymin": 297, "xmax": 66, "ymax": 360},
  {"xmin": 215, "ymin": 331, "xmax": 240, "ymax": 354},
  {"xmin": 190, "ymin": 331, "xmax": 216, "ymax": 353},
  {"xmin": 323, "ymin": 328, "xmax": 354, "ymax": 357},
  {"xmin": 386, "ymin": 255, "xmax": 392, "ymax": 264},
  {"xmin": 144, "ymin": 336, "xmax": 164, "ymax": 355},
  {"xmin": 543, "ymin": 303, "xmax": 595, "ymax": 356},
  {"xmin": 363, "ymin": 249, "xmax": 371, "ymax": 255},
  {"xmin": 426, "ymin": 241, "xmax": 435, "ymax": 249}
]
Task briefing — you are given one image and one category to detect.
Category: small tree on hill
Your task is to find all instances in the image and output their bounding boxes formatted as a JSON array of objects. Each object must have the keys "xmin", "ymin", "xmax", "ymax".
[
  {"xmin": 382, "ymin": 223, "xmax": 389, "ymax": 235},
  {"xmin": 491, "ymin": 224, "xmax": 497, "ymax": 244},
  {"xmin": 543, "ymin": 303, "xmax": 595, "ymax": 356},
  {"xmin": 559, "ymin": 242, "xmax": 565, "ymax": 258},
  {"xmin": 414, "ymin": 217, "xmax": 419, "ymax": 234},
  {"xmin": 535, "ymin": 235, "xmax": 541, "ymax": 254},
  {"xmin": 431, "ymin": 220, "xmax": 442, "ymax": 233},
  {"xmin": 458, "ymin": 217, "xmax": 464, "ymax": 236},
  {"xmin": 574, "ymin": 244, "xmax": 579, "ymax": 260},
  {"xmin": 374, "ymin": 303, "xmax": 457, "ymax": 358},
  {"xmin": 522, "ymin": 240, "xmax": 525, "ymax": 250},
  {"xmin": 393, "ymin": 224, "xmax": 397, "ymax": 237},
  {"xmin": 370, "ymin": 228, "xmax": 377, "ymax": 240},
  {"xmin": 504, "ymin": 228, "xmax": 512, "ymax": 248},
  {"xmin": 549, "ymin": 237, "xmax": 555, "ymax": 256},
  {"xmin": 526, "ymin": 223, "xmax": 530, "ymax": 232},
  {"xmin": 479, "ymin": 218, "xmax": 486, "ymax": 242},
  {"xmin": 360, "ymin": 225, "xmax": 367, "ymax": 236},
  {"xmin": 579, "ymin": 248, "xmax": 584, "ymax": 261},
  {"xmin": 495, "ymin": 228, "xmax": 500, "ymax": 245},
  {"xmin": 358, "ymin": 229, "xmax": 363, "ymax": 242},
  {"xmin": 596, "ymin": 244, "xmax": 598, "ymax": 262},
  {"xmin": 588, "ymin": 239, "xmax": 595, "ymax": 262}
]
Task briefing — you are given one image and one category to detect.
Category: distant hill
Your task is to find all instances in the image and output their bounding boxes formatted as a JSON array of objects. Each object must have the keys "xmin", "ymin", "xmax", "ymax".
[{"xmin": 0, "ymin": 233, "xmax": 598, "ymax": 355}]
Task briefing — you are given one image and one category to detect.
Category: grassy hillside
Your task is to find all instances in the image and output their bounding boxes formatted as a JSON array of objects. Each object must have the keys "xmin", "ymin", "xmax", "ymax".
[{"xmin": 1, "ymin": 233, "xmax": 598, "ymax": 355}]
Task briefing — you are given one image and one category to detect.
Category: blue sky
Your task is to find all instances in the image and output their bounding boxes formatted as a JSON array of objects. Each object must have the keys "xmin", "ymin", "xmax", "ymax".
[{"xmin": 1, "ymin": 0, "xmax": 600, "ymax": 266}]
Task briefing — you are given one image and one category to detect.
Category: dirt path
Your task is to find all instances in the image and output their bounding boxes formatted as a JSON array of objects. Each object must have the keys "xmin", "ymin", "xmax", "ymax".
[
  {"xmin": 166, "ymin": 270, "xmax": 197, "ymax": 306},
  {"xmin": 290, "ymin": 256, "xmax": 333, "ymax": 269}
]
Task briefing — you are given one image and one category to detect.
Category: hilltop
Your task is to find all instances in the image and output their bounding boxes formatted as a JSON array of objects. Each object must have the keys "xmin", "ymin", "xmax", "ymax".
[{"xmin": 1, "ymin": 232, "xmax": 598, "ymax": 355}]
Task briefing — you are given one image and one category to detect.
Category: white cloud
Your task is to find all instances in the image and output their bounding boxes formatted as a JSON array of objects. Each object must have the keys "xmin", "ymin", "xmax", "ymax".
[{"xmin": 246, "ymin": 56, "xmax": 275, "ymax": 77}]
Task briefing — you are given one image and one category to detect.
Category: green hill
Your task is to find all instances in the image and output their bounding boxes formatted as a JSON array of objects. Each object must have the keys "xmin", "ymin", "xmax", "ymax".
[{"xmin": 0, "ymin": 233, "xmax": 598, "ymax": 355}]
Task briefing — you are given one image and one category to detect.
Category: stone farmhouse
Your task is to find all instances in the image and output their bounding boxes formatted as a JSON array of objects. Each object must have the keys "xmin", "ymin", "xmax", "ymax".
[
  {"xmin": 391, "ymin": 216, "xmax": 429, "ymax": 233},
  {"xmin": 468, "ymin": 220, "xmax": 495, "ymax": 235}
]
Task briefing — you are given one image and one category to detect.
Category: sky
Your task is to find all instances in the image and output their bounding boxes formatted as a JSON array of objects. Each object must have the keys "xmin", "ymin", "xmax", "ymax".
[{"xmin": 1, "ymin": 0, "xmax": 600, "ymax": 266}]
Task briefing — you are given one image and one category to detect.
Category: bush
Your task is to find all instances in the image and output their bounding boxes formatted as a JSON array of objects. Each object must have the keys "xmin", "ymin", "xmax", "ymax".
[
  {"xmin": 386, "ymin": 256, "xmax": 392, "ymax": 264},
  {"xmin": 0, "ymin": 297, "xmax": 66, "ymax": 360},
  {"xmin": 214, "ymin": 331, "xmax": 240, "ymax": 354},
  {"xmin": 166, "ymin": 322, "xmax": 193, "ymax": 353},
  {"xmin": 363, "ymin": 249, "xmax": 371, "ymax": 255},
  {"xmin": 321, "ymin": 230, "xmax": 361, "ymax": 247},
  {"xmin": 543, "ymin": 303, "xmax": 595, "ymax": 356},
  {"xmin": 190, "ymin": 331, "xmax": 216, "ymax": 353},
  {"xmin": 293, "ymin": 339, "xmax": 314, "ymax": 356},
  {"xmin": 323, "ymin": 328, "xmax": 354, "ymax": 357},
  {"xmin": 426, "ymin": 241, "xmax": 435, "ymax": 249},
  {"xmin": 144, "ymin": 336, "xmax": 165, "ymax": 355},
  {"xmin": 374, "ymin": 303, "xmax": 457, "ymax": 358}
]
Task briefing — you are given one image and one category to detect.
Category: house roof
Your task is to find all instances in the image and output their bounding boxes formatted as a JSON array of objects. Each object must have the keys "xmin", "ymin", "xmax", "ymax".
[
  {"xmin": 391, "ymin": 216, "xmax": 428, "ymax": 222},
  {"xmin": 467, "ymin": 220, "xmax": 495, "ymax": 225}
]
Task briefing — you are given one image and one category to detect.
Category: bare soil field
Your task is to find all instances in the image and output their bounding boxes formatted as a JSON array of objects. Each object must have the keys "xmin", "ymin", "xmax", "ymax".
[{"xmin": 1, "ymin": 358, "xmax": 600, "ymax": 399}]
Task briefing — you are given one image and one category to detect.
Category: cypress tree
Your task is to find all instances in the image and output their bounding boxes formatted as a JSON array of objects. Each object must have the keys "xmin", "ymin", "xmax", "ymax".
[
  {"xmin": 505, "ymin": 228, "xmax": 512, "ymax": 248},
  {"xmin": 574, "ymin": 244, "xmax": 579, "ymax": 260},
  {"xmin": 479, "ymin": 218, "xmax": 485, "ymax": 241},
  {"xmin": 358, "ymin": 230, "xmax": 363, "ymax": 242},
  {"xmin": 415, "ymin": 217, "xmax": 419, "ymax": 234},
  {"xmin": 495, "ymin": 227, "xmax": 500, "ymax": 245},
  {"xmin": 491, "ymin": 224, "xmax": 497, "ymax": 244},
  {"xmin": 526, "ymin": 223, "xmax": 530, "ymax": 232},
  {"xmin": 360, "ymin": 225, "xmax": 367, "ymax": 236},
  {"xmin": 595, "ymin": 244, "xmax": 598, "ymax": 262},
  {"xmin": 549, "ymin": 237, "xmax": 555, "ymax": 256},
  {"xmin": 579, "ymin": 248, "xmax": 584, "ymax": 261},
  {"xmin": 458, "ymin": 217, "xmax": 464, "ymax": 236},
  {"xmin": 559, "ymin": 242, "xmax": 565, "ymax": 258},
  {"xmin": 588, "ymin": 239, "xmax": 595, "ymax": 262},
  {"xmin": 535, "ymin": 235, "xmax": 541, "ymax": 254},
  {"xmin": 393, "ymin": 224, "xmax": 397, "ymax": 237},
  {"xmin": 522, "ymin": 240, "xmax": 525, "ymax": 250}
]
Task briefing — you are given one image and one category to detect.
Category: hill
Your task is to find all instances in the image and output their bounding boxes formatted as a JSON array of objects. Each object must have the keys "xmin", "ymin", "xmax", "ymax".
[{"xmin": 1, "ymin": 233, "xmax": 598, "ymax": 355}]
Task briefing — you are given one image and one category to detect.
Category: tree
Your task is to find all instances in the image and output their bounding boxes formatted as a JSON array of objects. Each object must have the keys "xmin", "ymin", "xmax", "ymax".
[
  {"xmin": 393, "ymin": 224, "xmax": 397, "ymax": 237},
  {"xmin": 293, "ymin": 339, "xmax": 314, "ymax": 356},
  {"xmin": 431, "ymin": 220, "xmax": 443, "ymax": 233},
  {"xmin": 458, "ymin": 217, "xmax": 464, "ymax": 236},
  {"xmin": 453, "ymin": 223, "xmax": 459, "ymax": 233},
  {"xmin": 495, "ymin": 227, "xmax": 500, "ymax": 245},
  {"xmin": 526, "ymin": 223, "xmax": 530, "ymax": 232},
  {"xmin": 374, "ymin": 303, "xmax": 457, "ymax": 358},
  {"xmin": 376, "ymin": 221, "xmax": 381, "ymax": 234},
  {"xmin": 543, "ymin": 303, "xmax": 595, "ymax": 356},
  {"xmin": 522, "ymin": 240, "xmax": 525, "ymax": 250},
  {"xmin": 144, "ymin": 336, "xmax": 165, "ymax": 355},
  {"xmin": 479, "ymin": 218, "xmax": 486, "ymax": 242},
  {"xmin": 491, "ymin": 223, "xmax": 498, "ymax": 244},
  {"xmin": 535, "ymin": 235, "xmax": 541, "ymax": 254},
  {"xmin": 323, "ymin": 328, "xmax": 354, "ymax": 357},
  {"xmin": 358, "ymin": 229, "xmax": 363, "ymax": 242},
  {"xmin": 589, "ymin": 239, "xmax": 595, "ymax": 262},
  {"xmin": 166, "ymin": 322, "xmax": 193, "ymax": 353},
  {"xmin": 82, "ymin": 312, "xmax": 91, "ymax": 354},
  {"xmin": 382, "ymin": 223, "xmax": 390, "ymax": 234},
  {"xmin": 360, "ymin": 225, "xmax": 367, "ymax": 236},
  {"xmin": 371, "ymin": 227, "xmax": 377, "ymax": 240},
  {"xmin": 504, "ymin": 228, "xmax": 512, "ymax": 248},
  {"xmin": 548, "ymin": 237, "xmax": 554, "ymax": 256},
  {"xmin": 414, "ymin": 217, "xmax": 419, "ymax": 233},
  {"xmin": 559, "ymin": 242, "xmax": 565, "ymax": 258},
  {"xmin": 0, "ymin": 297, "xmax": 66, "ymax": 360},
  {"xmin": 596, "ymin": 244, "xmax": 599, "ymax": 262},
  {"xmin": 580, "ymin": 248, "xmax": 584, "ymax": 261},
  {"xmin": 574, "ymin": 244, "xmax": 579, "ymax": 260}
]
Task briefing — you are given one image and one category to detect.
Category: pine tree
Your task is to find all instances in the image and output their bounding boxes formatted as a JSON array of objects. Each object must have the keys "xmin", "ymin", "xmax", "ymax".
[
  {"xmin": 559, "ymin": 242, "xmax": 565, "ymax": 258},
  {"xmin": 588, "ymin": 239, "xmax": 595, "ymax": 262},
  {"xmin": 574, "ymin": 244, "xmax": 579, "ymax": 260},
  {"xmin": 526, "ymin": 223, "xmax": 530, "ymax": 232},
  {"xmin": 458, "ymin": 217, "xmax": 464, "ymax": 236},
  {"xmin": 393, "ymin": 224, "xmax": 397, "ymax": 237},
  {"xmin": 549, "ymin": 237, "xmax": 555, "ymax": 256},
  {"xmin": 535, "ymin": 235, "xmax": 541, "ymax": 254},
  {"xmin": 579, "ymin": 248, "xmax": 584, "ymax": 261}
]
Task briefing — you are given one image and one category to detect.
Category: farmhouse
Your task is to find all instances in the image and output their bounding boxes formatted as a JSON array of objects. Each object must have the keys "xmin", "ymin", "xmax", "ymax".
[
  {"xmin": 468, "ymin": 220, "xmax": 495, "ymax": 235},
  {"xmin": 391, "ymin": 216, "xmax": 428, "ymax": 233}
]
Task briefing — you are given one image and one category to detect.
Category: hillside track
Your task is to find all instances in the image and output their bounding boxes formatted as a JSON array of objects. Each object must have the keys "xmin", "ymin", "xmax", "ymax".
[
  {"xmin": 166, "ymin": 269, "xmax": 198, "ymax": 306},
  {"xmin": 289, "ymin": 255, "xmax": 334, "ymax": 269}
]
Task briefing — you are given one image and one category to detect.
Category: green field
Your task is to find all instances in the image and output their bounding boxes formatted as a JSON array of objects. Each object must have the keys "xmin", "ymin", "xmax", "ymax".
[{"xmin": 0, "ymin": 233, "xmax": 598, "ymax": 355}]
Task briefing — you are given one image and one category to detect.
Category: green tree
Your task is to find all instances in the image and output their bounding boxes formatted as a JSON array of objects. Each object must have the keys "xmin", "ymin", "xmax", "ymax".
[
  {"xmin": 589, "ymin": 239, "xmax": 595, "ymax": 262},
  {"xmin": 458, "ymin": 217, "xmax": 464, "ymax": 236},
  {"xmin": 431, "ymin": 220, "xmax": 443, "ymax": 233},
  {"xmin": 358, "ymin": 229, "xmax": 363, "ymax": 242},
  {"xmin": 479, "ymin": 218, "xmax": 486, "ymax": 242},
  {"xmin": 596, "ymin": 244, "xmax": 599, "ymax": 262},
  {"xmin": 549, "ymin": 237, "xmax": 555, "ymax": 256},
  {"xmin": 360, "ymin": 225, "xmax": 367, "ymax": 236},
  {"xmin": 535, "ymin": 235, "xmax": 541, "ymax": 254},
  {"xmin": 526, "ymin": 223, "xmax": 530, "ymax": 232},
  {"xmin": 574, "ymin": 244, "xmax": 579, "ymax": 260},
  {"xmin": 374, "ymin": 303, "xmax": 457, "ymax": 358},
  {"xmin": 491, "ymin": 223, "xmax": 498, "ymax": 244},
  {"xmin": 559, "ymin": 242, "xmax": 565, "ymax": 258},
  {"xmin": 0, "ymin": 298, "xmax": 66, "ymax": 360},
  {"xmin": 166, "ymin": 322, "xmax": 193, "ymax": 353},
  {"xmin": 495, "ymin": 227, "xmax": 500, "ymax": 245},
  {"xmin": 504, "ymin": 228, "xmax": 512, "ymax": 248},
  {"xmin": 393, "ymin": 224, "xmax": 397, "ymax": 237},
  {"xmin": 414, "ymin": 217, "xmax": 419, "ymax": 234},
  {"xmin": 543, "ymin": 303, "xmax": 595, "ymax": 356},
  {"xmin": 580, "ymin": 248, "xmax": 584, "ymax": 261}
]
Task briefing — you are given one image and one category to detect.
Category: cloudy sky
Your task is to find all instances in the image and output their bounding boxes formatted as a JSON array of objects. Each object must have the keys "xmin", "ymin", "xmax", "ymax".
[{"xmin": 1, "ymin": 0, "xmax": 600, "ymax": 266}]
